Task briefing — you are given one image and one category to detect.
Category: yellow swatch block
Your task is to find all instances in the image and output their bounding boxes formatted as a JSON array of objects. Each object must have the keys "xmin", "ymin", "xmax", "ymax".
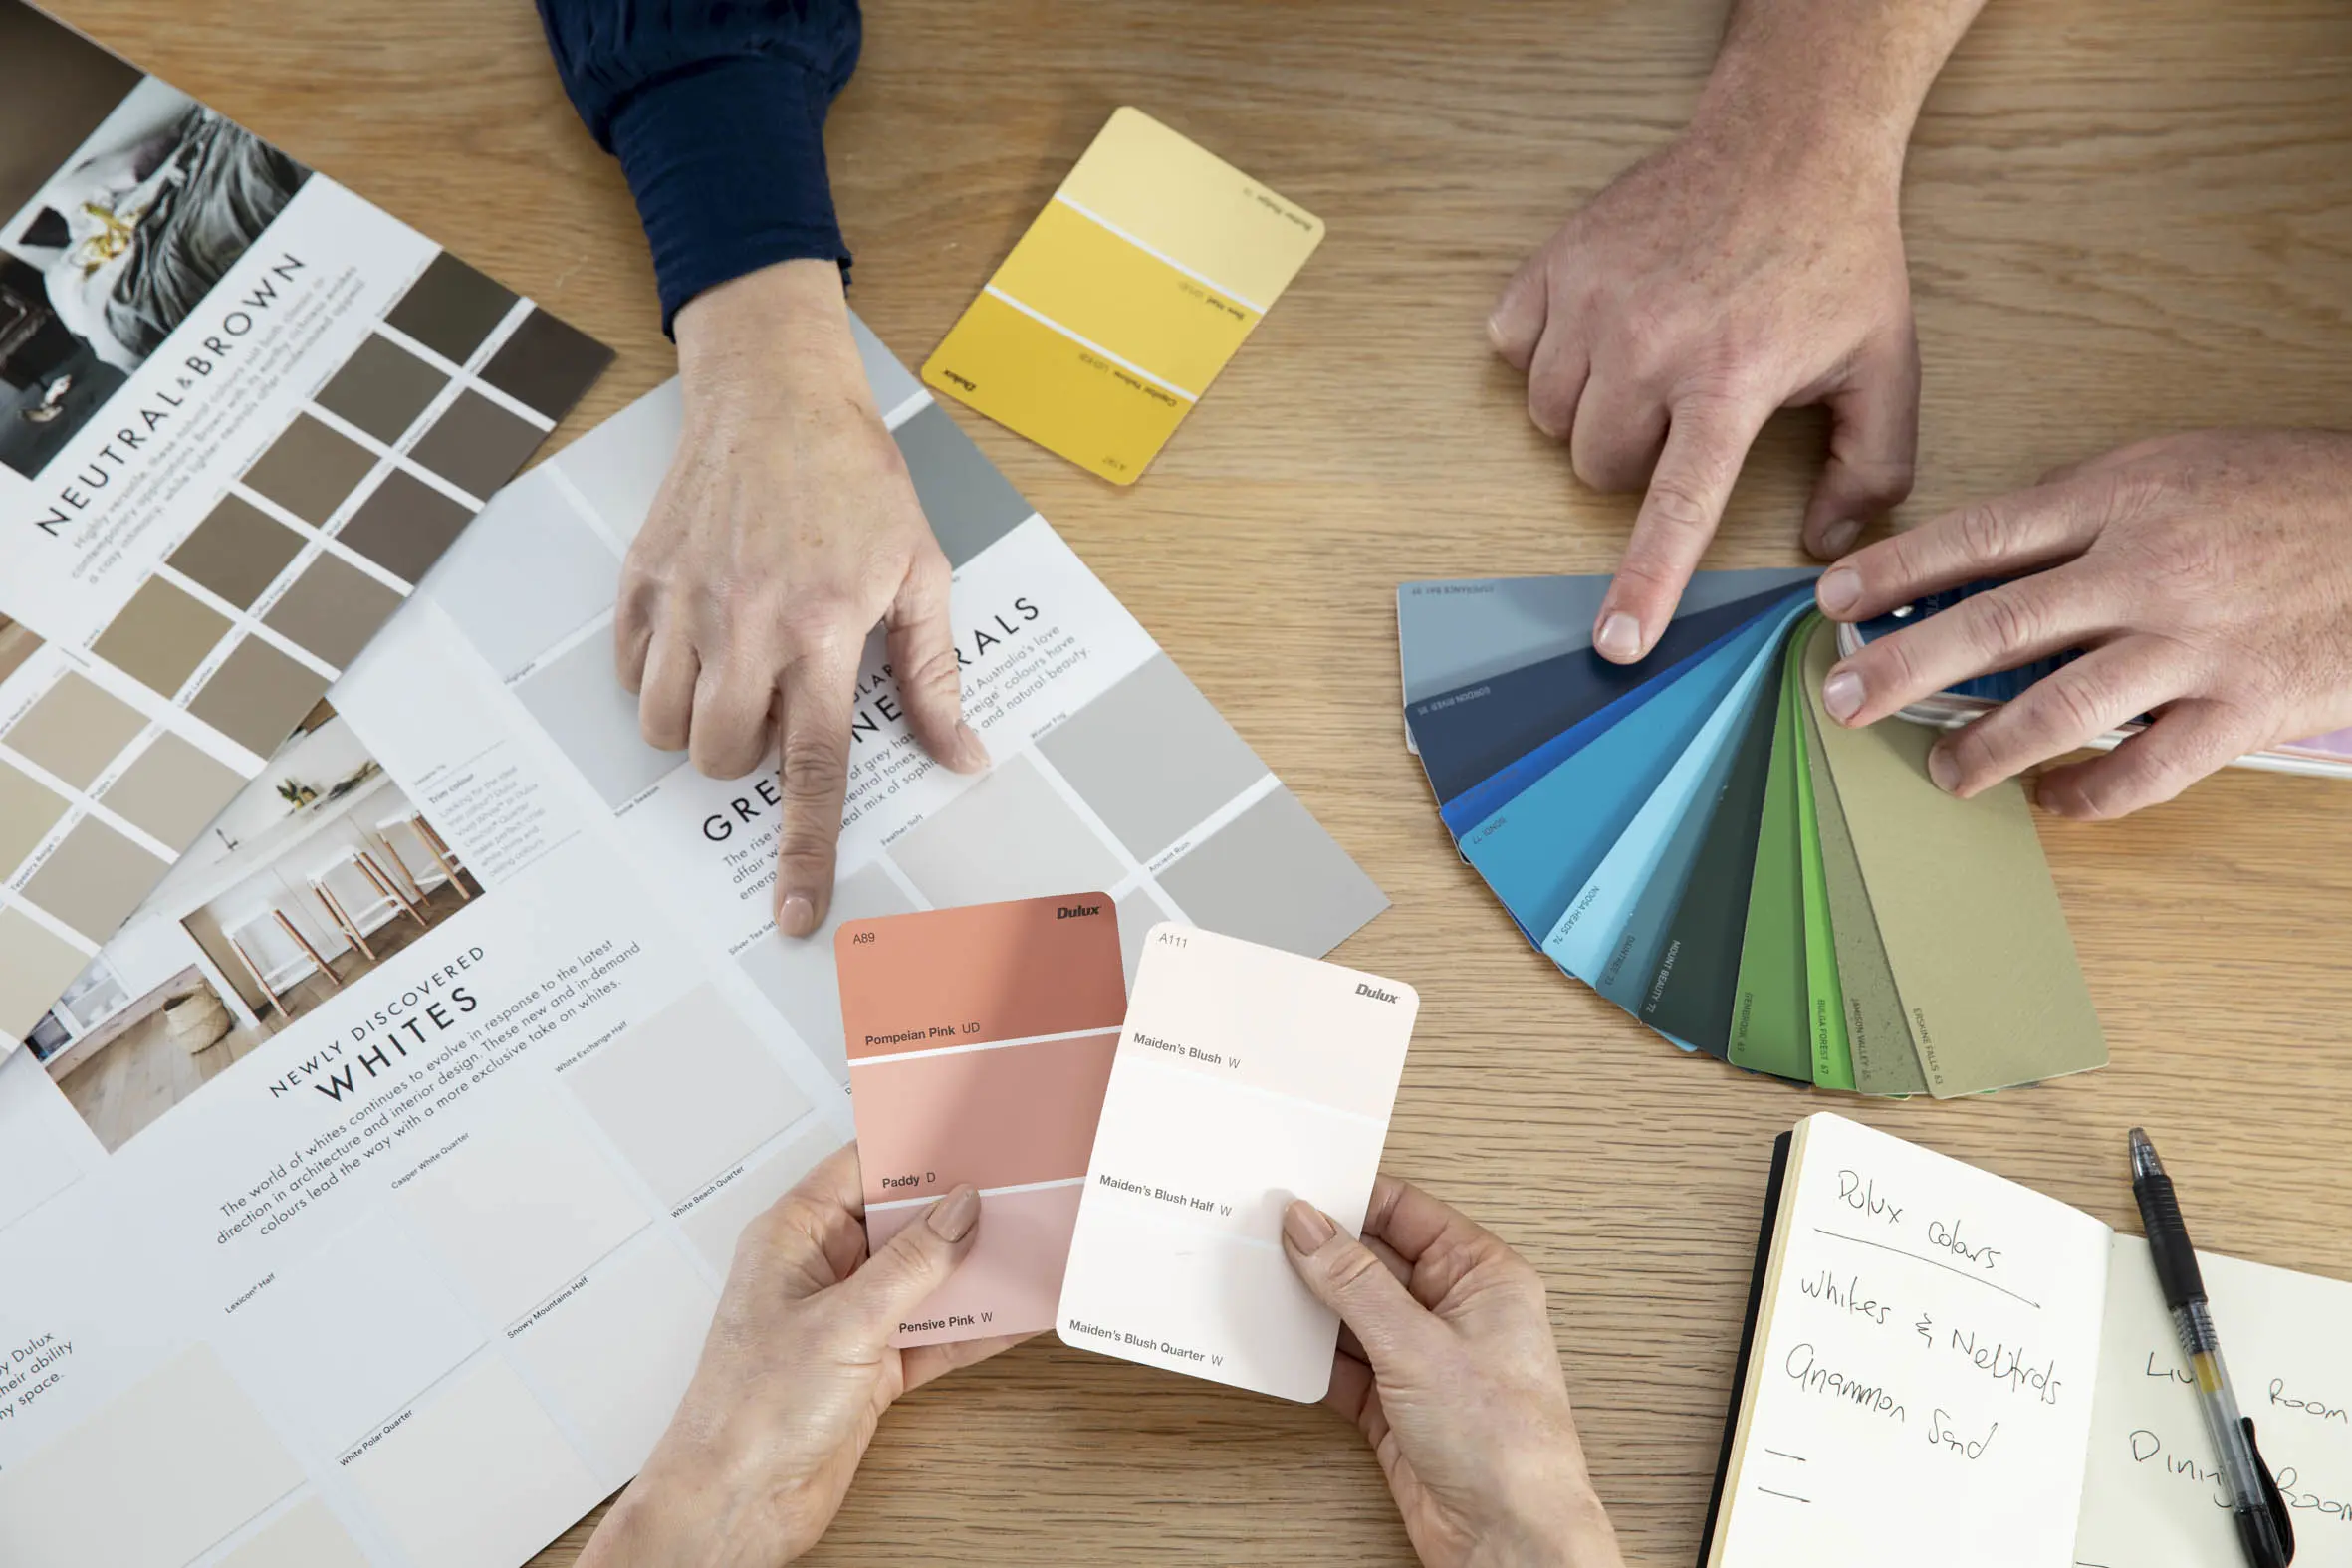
[{"xmin": 924, "ymin": 107, "xmax": 1323, "ymax": 485}]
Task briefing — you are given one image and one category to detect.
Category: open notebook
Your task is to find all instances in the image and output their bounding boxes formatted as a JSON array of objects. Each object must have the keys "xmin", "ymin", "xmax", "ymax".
[{"xmin": 1704, "ymin": 1113, "xmax": 2352, "ymax": 1566}]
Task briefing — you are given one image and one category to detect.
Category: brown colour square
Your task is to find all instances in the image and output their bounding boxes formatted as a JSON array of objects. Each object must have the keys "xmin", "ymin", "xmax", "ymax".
[
  {"xmin": 242, "ymin": 415, "xmax": 378, "ymax": 525},
  {"xmin": 316, "ymin": 333, "xmax": 450, "ymax": 445},
  {"xmin": 0, "ymin": 619, "xmax": 40, "ymax": 687},
  {"xmin": 407, "ymin": 390, "xmax": 548, "ymax": 500},
  {"xmin": 3, "ymin": 671, "xmax": 145, "ymax": 788},
  {"xmin": 480, "ymin": 309, "xmax": 613, "ymax": 420},
  {"xmin": 91, "ymin": 578, "xmax": 231, "ymax": 701},
  {"xmin": 98, "ymin": 733, "xmax": 247, "ymax": 849},
  {"xmin": 261, "ymin": 555, "xmax": 403, "ymax": 668},
  {"xmin": 0, "ymin": 757, "xmax": 70, "ymax": 873},
  {"xmin": 0, "ymin": 7, "xmax": 142, "ymax": 226},
  {"xmin": 186, "ymin": 637, "xmax": 331, "ymax": 759},
  {"xmin": 384, "ymin": 252, "xmax": 517, "ymax": 364},
  {"xmin": 334, "ymin": 469, "xmax": 474, "ymax": 583},
  {"xmin": 20, "ymin": 817, "xmax": 168, "ymax": 944},
  {"xmin": 166, "ymin": 495, "xmax": 307, "ymax": 608}
]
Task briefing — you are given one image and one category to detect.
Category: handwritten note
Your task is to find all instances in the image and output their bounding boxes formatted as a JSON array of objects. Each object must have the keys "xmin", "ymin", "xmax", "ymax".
[
  {"xmin": 2074, "ymin": 1239, "xmax": 2352, "ymax": 1565},
  {"xmin": 1714, "ymin": 1114, "xmax": 2112, "ymax": 1566}
]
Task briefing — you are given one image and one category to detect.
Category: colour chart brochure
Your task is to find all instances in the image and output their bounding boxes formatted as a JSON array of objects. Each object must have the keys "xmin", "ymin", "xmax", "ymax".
[
  {"xmin": 0, "ymin": 321, "xmax": 1386, "ymax": 1567},
  {"xmin": 1398, "ymin": 572, "xmax": 2105, "ymax": 1097},
  {"xmin": 0, "ymin": 1, "xmax": 612, "ymax": 1055}
]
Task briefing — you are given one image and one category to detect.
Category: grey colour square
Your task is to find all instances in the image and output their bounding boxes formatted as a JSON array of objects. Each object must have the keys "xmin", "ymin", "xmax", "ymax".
[
  {"xmin": 1155, "ymin": 785, "xmax": 1387, "ymax": 959},
  {"xmin": 848, "ymin": 314, "xmax": 924, "ymax": 416},
  {"xmin": 735, "ymin": 860, "xmax": 914, "ymax": 1086},
  {"xmin": 513, "ymin": 632, "xmax": 680, "ymax": 808},
  {"xmin": 1113, "ymin": 887, "xmax": 1164, "ymax": 992},
  {"xmin": 430, "ymin": 472, "xmax": 620, "ymax": 680},
  {"xmin": 887, "ymin": 754, "xmax": 1124, "ymax": 911},
  {"xmin": 892, "ymin": 404, "xmax": 1034, "ymax": 569},
  {"xmin": 1038, "ymin": 654, "xmax": 1268, "ymax": 860}
]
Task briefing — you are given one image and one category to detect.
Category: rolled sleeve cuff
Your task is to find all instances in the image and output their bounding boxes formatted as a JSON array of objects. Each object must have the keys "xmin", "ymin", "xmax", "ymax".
[{"xmin": 606, "ymin": 53, "xmax": 850, "ymax": 336}]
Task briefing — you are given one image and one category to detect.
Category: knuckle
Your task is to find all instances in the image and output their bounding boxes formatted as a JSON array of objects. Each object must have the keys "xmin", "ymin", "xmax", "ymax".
[
  {"xmin": 1969, "ymin": 589, "xmax": 2040, "ymax": 660},
  {"xmin": 1869, "ymin": 634, "xmax": 1927, "ymax": 701},
  {"xmin": 1642, "ymin": 474, "xmax": 1717, "ymax": 536},
  {"xmin": 1323, "ymin": 1243, "xmax": 1386, "ymax": 1296},
  {"xmin": 2033, "ymin": 670, "xmax": 2111, "ymax": 747},
  {"xmin": 1955, "ymin": 502, "xmax": 2014, "ymax": 564},
  {"xmin": 780, "ymin": 732, "xmax": 848, "ymax": 796}
]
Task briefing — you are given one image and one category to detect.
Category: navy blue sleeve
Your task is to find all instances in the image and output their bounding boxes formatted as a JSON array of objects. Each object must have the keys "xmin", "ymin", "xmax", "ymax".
[{"xmin": 537, "ymin": 0, "xmax": 862, "ymax": 334}]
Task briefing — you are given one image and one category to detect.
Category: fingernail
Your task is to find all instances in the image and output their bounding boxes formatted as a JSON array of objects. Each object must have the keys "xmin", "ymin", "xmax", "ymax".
[
  {"xmin": 1822, "ymin": 668, "xmax": 1864, "ymax": 724},
  {"xmin": 1822, "ymin": 519, "xmax": 1863, "ymax": 558},
  {"xmin": 1282, "ymin": 1200, "xmax": 1336, "ymax": 1252},
  {"xmin": 1594, "ymin": 612, "xmax": 1642, "ymax": 663},
  {"xmin": 1928, "ymin": 746, "xmax": 1961, "ymax": 793},
  {"xmin": 779, "ymin": 893, "xmax": 818, "ymax": 938},
  {"xmin": 1818, "ymin": 566, "xmax": 1861, "ymax": 616},
  {"xmin": 928, "ymin": 1185, "xmax": 980, "ymax": 1241}
]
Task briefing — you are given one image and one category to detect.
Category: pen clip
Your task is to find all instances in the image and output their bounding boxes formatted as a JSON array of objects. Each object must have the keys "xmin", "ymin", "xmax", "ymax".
[{"xmin": 2244, "ymin": 1416, "xmax": 2296, "ymax": 1567}]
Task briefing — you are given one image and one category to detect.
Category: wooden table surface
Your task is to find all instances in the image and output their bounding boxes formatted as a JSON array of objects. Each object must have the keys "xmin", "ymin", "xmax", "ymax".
[{"xmin": 53, "ymin": 1, "xmax": 2352, "ymax": 1561}]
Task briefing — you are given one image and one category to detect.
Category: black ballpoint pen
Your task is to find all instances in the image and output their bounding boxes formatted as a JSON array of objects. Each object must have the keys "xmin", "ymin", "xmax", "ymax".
[{"xmin": 2129, "ymin": 1128, "xmax": 2295, "ymax": 1568}]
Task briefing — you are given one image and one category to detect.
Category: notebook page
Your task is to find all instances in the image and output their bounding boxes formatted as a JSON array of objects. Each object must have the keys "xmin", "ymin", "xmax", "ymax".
[
  {"xmin": 1712, "ymin": 1114, "xmax": 2113, "ymax": 1566},
  {"xmin": 2074, "ymin": 1238, "xmax": 2352, "ymax": 1564}
]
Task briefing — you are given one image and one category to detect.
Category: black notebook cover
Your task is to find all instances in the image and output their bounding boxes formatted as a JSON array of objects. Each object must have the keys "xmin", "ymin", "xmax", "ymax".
[{"xmin": 1697, "ymin": 1131, "xmax": 1793, "ymax": 1566}]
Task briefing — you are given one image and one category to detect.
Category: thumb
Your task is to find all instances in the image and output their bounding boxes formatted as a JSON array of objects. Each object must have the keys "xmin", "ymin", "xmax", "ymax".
[
  {"xmin": 1486, "ymin": 254, "xmax": 1549, "ymax": 371},
  {"xmin": 1802, "ymin": 327, "xmax": 1920, "ymax": 560},
  {"xmin": 842, "ymin": 1185, "xmax": 982, "ymax": 1329},
  {"xmin": 1282, "ymin": 1200, "xmax": 1434, "ymax": 1365}
]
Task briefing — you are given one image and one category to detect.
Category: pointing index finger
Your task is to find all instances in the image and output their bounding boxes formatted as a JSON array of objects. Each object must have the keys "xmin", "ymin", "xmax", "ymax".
[{"xmin": 1594, "ymin": 393, "xmax": 1770, "ymax": 662}]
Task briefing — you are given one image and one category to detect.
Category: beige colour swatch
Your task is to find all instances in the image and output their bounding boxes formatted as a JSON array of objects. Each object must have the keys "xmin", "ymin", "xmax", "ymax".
[
  {"xmin": 91, "ymin": 577, "xmax": 231, "ymax": 700},
  {"xmin": 98, "ymin": 731, "xmax": 249, "ymax": 847},
  {"xmin": 0, "ymin": 904, "xmax": 91, "ymax": 1038},
  {"xmin": 3, "ymin": 670, "xmax": 146, "ymax": 787},
  {"xmin": 19, "ymin": 817, "xmax": 169, "ymax": 943},
  {"xmin": 0, "ymin": 755, "xmax": 70, "ymax": 870},
  {"xmin": 1807, "ymin": 660, "xmax": 2106, "ymax": 1095}
]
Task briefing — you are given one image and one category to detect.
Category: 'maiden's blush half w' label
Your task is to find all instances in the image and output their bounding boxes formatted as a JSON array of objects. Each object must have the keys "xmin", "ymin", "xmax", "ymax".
[{"xmin": 835, "ymin": 893, "xmax": 1125, "ymax": 1347}]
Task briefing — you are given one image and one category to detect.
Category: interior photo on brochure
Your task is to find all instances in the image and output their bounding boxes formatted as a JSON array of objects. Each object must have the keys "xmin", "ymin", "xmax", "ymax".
[{"xmin": 0, "ymin": 270, "xmax": 1388, "ymax": 1568}]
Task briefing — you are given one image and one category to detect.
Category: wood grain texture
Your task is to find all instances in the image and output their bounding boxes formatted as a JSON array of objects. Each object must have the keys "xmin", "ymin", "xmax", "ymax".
[{"xmin": 45, "ymin": 0, "xmax": 2352, "ymax": 1561}]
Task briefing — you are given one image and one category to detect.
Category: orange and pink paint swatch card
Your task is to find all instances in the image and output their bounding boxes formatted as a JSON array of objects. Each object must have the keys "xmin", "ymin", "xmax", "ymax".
[
  {"xmin": 1057, "ymin": 924, "xmax": 1418, "ymax": 1402},
  {"xmin": 836, "ymin": 892, "xmax": 1125, "ymax": 1347}
]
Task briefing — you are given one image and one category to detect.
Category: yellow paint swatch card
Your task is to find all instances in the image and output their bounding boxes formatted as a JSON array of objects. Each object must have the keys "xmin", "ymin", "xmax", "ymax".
[{"xmin": 923, "ymin": 107, "xmax": 1324, "ymax": 484}]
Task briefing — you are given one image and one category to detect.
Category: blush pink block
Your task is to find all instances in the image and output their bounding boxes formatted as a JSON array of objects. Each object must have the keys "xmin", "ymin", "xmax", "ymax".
[
  {"xmin": 849, "ymin": 1032, "xmax": 1118, "ymax": 1204},
  {"xmin": 867, "ymin": 1181, "xmax": 1084, "ymax": 1345}
]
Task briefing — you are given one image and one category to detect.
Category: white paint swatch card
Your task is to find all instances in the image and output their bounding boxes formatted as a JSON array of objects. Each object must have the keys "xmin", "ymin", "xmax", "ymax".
[{"xmin": 1056, "ymin": 923, "xmax": 1417, "ymax": 1402}]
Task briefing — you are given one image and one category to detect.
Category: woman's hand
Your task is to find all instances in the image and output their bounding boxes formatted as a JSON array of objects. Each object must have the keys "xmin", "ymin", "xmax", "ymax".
[
  {"xmin": 623, "ymin": 260, "xmax": 989, "ymax": 938},
  {"xmin": 1814, "ymin": 428, "xmax": 2352, "ymax": 817},
  {"xmin": 1283, "ymin": 1178, "xmax": 1624, "ymax": 1568},
  {"xmin": 580, "ymin": 1146, "xmax": 1027, "ymax": 1566}
]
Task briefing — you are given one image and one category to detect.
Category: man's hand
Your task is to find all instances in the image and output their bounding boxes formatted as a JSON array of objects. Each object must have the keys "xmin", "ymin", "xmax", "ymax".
[
  {"xmin": 1488, "ymin": 0, "xmax": 1990, "ymax": 663},
  {"xmin": 1815, "ymin": 429, "xmax": 2352, "ymax": 817},
  {"xmin": 621, "ymin": 260, "xmax": 988, "ymax": 937},
  {"xmin": 578, "ymin": 1147, "xmax": 1028, "ymax": 1566}
]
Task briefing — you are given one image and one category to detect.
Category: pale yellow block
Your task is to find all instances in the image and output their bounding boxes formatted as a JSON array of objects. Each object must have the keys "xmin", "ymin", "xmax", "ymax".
[
  {"xmin": 924, "ymin": 292, "xmax": 1191, "ymax": 485},
  {"xmin": 219, "ymin": 1496, "xmax": 370, "ymax": 1568},
  {"xmin": 1055, "ymin": 107, "xmax": 1323, "ymax": 310},
  {"xmin": 0, "ymin": 904, "xmax": 89, "ymax": 1040},
  {"xmin": 0, "ymin": 1345, "xmax": 305, "ymax": 1568},
  {"xmin": 991, "ymin": 199, "xmax": 1259, "ymax": 395}
]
